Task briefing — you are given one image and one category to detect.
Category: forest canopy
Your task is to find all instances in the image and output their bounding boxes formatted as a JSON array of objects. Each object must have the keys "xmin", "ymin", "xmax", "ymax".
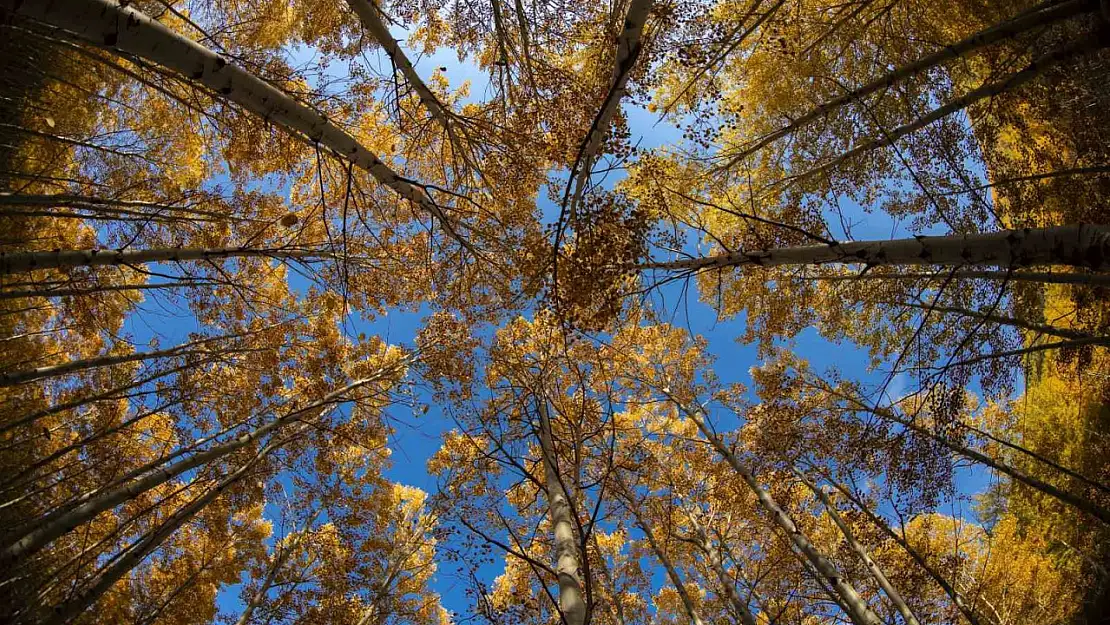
[{"xmin": 1, "ymin": 0, "xmax": 1109, "ymax": 624}]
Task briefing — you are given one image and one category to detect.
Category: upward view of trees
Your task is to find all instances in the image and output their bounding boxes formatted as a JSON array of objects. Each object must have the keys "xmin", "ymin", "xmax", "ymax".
[{"xmin": 1, "ymin": 0, "xmax": 1109, "ymax": 623}]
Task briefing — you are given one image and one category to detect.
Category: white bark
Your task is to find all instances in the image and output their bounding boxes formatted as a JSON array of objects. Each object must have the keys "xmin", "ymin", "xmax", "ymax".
[
  {"xmin": 0, "ymin": 330, "xmax": 262, "ymax": 387},
  {"xmin": 821, "ymin": 473, "xmax": 985, "ymax": 625},
  {"xmin": 6, "ymin": 0, "xmax": 463, "ymax": 243},
  {"xmin": 720, "ymin": 0, "xmax": 1097, "ymax": 166},
  {"xmin": 635, "ymin": 516, "xmax": 706, "ymax": 625},
  {"xmin": 672, "ymin": 397, "xmax": 882, "ymax": 625},
  {"xmin": 687, "ymin": 517, "xmax": 757, "ymax": 625},
  {"xmin": 567, "ymin": 0, "xmax": 652, "ymax": 210},
  {"xmin": 537, "ymin": 400, "xmax": 586, "ymax": 625},
  {"xmin": 344, "ymin": 0, "xmax": 453, "ymax": 136},
  {"xmin": 794, "ymin": 469, "xmax": 921, "ymax": 625},
  {"xmin": 37, "ymin": 428, "xmax": 297, "ymax": 625},
  {"xmin": 0, "ymin": 245, "xmax": 322, "ymax": 276},
  {"xmin": 816, "ymin": 381, "xmax": 1110, "ymax": 524},
  {"xmin": 644, "ymin": 224, "xmax": 1110, "ymax": 272},
  {"xmin": 0, "ymin": 376, "xmax": 386, "ymax": 566}
]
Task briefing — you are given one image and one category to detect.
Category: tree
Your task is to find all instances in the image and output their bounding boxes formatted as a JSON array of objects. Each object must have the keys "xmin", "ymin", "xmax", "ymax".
[{"xmin": 2, "ymin": 0, "xmax": 1108, "ymax": 622}]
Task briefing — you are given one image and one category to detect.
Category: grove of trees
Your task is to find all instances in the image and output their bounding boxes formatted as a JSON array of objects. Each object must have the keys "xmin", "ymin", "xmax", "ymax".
[{"xmin": 1, "ymin": 0, "xmax": 1109, "ymax": 623}]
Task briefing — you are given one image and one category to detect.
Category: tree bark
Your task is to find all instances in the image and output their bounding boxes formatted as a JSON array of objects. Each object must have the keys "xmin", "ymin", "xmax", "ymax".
[
  {"xmin": 793, "ymin": 469, "xmax": 921, "ymax": 625},
  {"xmin": 642, "ymin": 224, "xmax": 1110, "ymax": 273},
  {"xmin": 0, "ymin": 331, "xmax": 265, "ymax": 387},
  {"xmin": 0, "ymin": 376, "xmax": 383, "ymax": 567},
  {"xmin": 720, "ymin": 0, "xmax": 1100, "ymax": 166},
  {"xmin": 814, "ymin": 380, "xmax": 1110, "ymax": 524},
  {"xmin": 537, "ymin": 400, "xmax": 586, "ymax": 625},
  {"xmin": 670, "ymin": 395, "xmax": 883, "ymax": 625},
  {"xmin": 344, "ymin": 0, "xmax": 455, "ymax": 139},
  {"xmin": 686, "ymin": 516, "xmax": 757, "ymax": 625},
  {"xmin": 634, "ymin": 514, "xmax": 706, "ymax": 625},
  {"xmin": 35, "ymin": 427, "xmax": 297, "ymax": 625},
  {"xmin": 816, "ymin": 470, "xmax": 987, "ymax": 625},
  {"xmin": 4, "ymin": 0, "xmax": 465, "ymax": 246},
  {"xmin": 0, "ymin": 245, "xmax": 326, "ymax": 276},
  {"xmin": 566, "ymin": 0, "xmax": 652, "ymax": 211},
  {"xmin": 884, "ymin": 299, "xmax": 1093, "ymax": 340}
]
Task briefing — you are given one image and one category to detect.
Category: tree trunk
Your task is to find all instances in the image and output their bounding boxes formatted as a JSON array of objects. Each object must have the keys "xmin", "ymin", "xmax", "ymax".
[
  {"xmin": 566, "ymin": 0, "xmax": 652, "ymax": 211},
  {"xmin": 672, "ymin": 396, "xmax": 883, "ymax": 625},
  {"xmin": 235, "ymin": 508, "xmax": 321, "ymax": 625},
  {"xmin": 4, "ymin": 0, "xmax": 464, "ymax": 245},
  {"xmin": 0, "ymin": 245, "xmax": 326, "ymax": 276},
  {"xmin": 794, "ymin": 468, "xmax": 921, "ymax": 625},
  {"xmin": 537, "ymin": 400, "xmax": 586, "ymax": 625},
  {"xmin": 35, "ymin": 427, "xmax": 297, "ymax": 625},
  {"xmin": 0, "ymin": 281, "xmax": 217, "ymax": 300},
  {"xmin": 634, "ymin": 514, "xmax": 706, "ymax": 625},
  {"xmin": 816, "ymin": 470, "xmax": 987, "ymax": 625},
  {"xmin": 643, "ymin": 224, "xmax": 1110, "ymax": 273},
  {"xmin": 883, "ymin": 299, "xmax": 1093, "ymax": 340},
  {"xmin": 0, "ymin": 329, "xmax": 267, "ymax": 387},
  {"xmin": 0, "ymin": 376, "xmax": 382, "ymax": 567},
  {"xmin": 721, "ymin": 0, "xmax": 1100, "ymax": 166},
  {"xmin": 344, "ymin": 0, "xmax": 455, "ymax": 138},
  {"xmin": 687, "ymin": 516, "xmax": 757, "ymax": 625},
  {"xmin": 815, "ymin": 380, "xmax": 1110, "ymax": 524}
]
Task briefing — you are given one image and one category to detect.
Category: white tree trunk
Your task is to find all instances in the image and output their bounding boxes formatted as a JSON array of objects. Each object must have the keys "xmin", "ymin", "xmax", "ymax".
[
  {"xmin": 816, "ymin": 380, "xmax": 1110, "ymax": 524},
  {"xmin": 820, "ymin": 472, "xmax": 986, "ymax": 625},
  {"xmin": 567, "ymin": 0, "xmax": 652, "ymax": 210},
  {"xmin": 344, "ymin": 0, "xmax": 453, "ymax": 136},
  {"xmin": 794, "ymin": 469, "xmax": 921, "ymax": 625},
  {"xmin": 644, "ymin": 225, "xmax": 1110, "ymax": 272},
  {"xmin": 6, "ymin": 0, "xmax": 462, "ymax": 241},
  {"xmin": 37, "ymin": 428, "xmax": 297, "ymax": 625},
  {"xmin": 537, "ymin": 400, "xmax": 586, "ymax": 625},
  {"xmin": 687, "ymin": 517, "xmax": 757, "ymax": 625},
  {"xmin": 0, "ymin": 245, "xmax": 322, "ymax": 276},
  {"xmin": 0, "ymin": 329, "xmax": 264, "ymax": 386},
  {"xmin": 721, "ymin": 0, "xmax": 1096, "ymax": 165},
  {"xmin": 635, "ymin": 515, "xmax": 706, "ymax": 625},
  {"xmin": 0, "ymin": 375, "xmax": 386, "ymax": 566},
  {"xmin": 672, "ymin": 397, "xmax": 883, "ymax": 625}
]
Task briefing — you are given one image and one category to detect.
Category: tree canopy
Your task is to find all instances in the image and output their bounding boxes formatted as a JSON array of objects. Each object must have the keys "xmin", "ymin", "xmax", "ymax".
[{"xmin": 1, "ymin": 0, "xmax": 1109, "ymax": 624}]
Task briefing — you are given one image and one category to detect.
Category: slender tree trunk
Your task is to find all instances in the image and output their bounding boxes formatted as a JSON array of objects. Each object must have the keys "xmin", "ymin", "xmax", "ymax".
[
  {"xmin": 0, "ymin": 281, "xmax": 216, "ymax": 300},
  {"xmin": 0, "ymin": 330, "xmax": 267, "ymax": 387},
  {"xmin": 634, "ymin": 514, "xmax": 706, "ymax": 625},
  {"xmin": 884, "ymin": 299, "xmax": 1092, "ymax": 340},
  {"xmin": 687, "ymin": 517, "xmax": 757, "ymax": 625},
  {"xmin": 793, "ymin": 469, "xmax": 921, "ymax": 625},
  {"xmin": 780, "ymin": 32, "xmax": 1108, "ymax": 189},
  {"xmin": 567, "ymin": 0, "xmax": 652, "ymax": 211},
  {"xmin": 643, "ymin": 224, "xmax": 1110, "ymax": 273},
  {"xmin": 813, "ymin": 269, "xmax": 1110, "ymax": 286},
  {"xmin": 34, "ymin": 427, "xmax": 297, "ymax": 625},
  {"xmin": 721, "ymin": 0, "xmax": 1100, "ymax": 166},
  {"xmin": 537, "ymin": 400, "xmax": 586, "ymax": 625},
  {"xmin": 0, "ymin": 245, "xmax": 327, "ymax": 276},
  {"xmin": 4, "ymin": 0, "xmax": 465, "ymax": 246},
  {"xmin": 512, "ymin": 0, "xmax": 537, "ymax": 90},
  {"xmin": 235, "ymin": 508, "xmax": 321, "ymax": 625},
  {"xmin": 589, "ymin": 534, "xmax": 628, "ymax": 625},
  {"xmin": 671, "ymin": 396, "xmax": 883, "ymax": 625},
  {"xmin": 0, "ymin": 359, "xmax": 200, "ymax": 436},
  {"xmin": 815, "ymin": 470, "xmax": 987, "ymax": 625},
  {"xmin": 344, "ymin": 0, "xmax": 455, "ymax": 138},
  {"xmin": 0, "ymin": 376, "xmax": 381, "ymax": 567},
  {"xmin": 0, "ymin": 191, "xmax": 247, "ymax": 222},
  {"xmin": 815, "ymin": 380, "xmax": 1110, "ymax": 524}
]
